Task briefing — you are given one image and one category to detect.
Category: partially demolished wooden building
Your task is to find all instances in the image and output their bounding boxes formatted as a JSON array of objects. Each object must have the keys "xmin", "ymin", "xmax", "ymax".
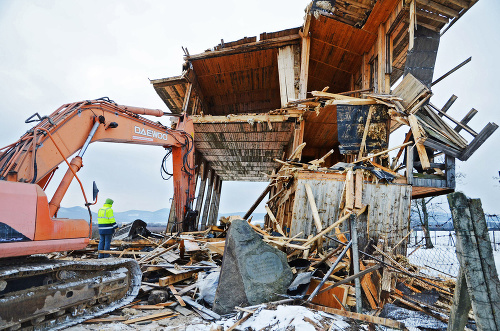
[{"xmin": 151, "ymin": 0, "xmax": 496, "ymax": 247}]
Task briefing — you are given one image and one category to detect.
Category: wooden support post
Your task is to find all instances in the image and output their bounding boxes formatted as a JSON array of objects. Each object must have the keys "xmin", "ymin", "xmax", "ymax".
[
  {"xmin": 299, "ymin": 31, "xmax": 311, "ymax": 100},
  {"xmin": 406, "ymin": 146, "xmax": 413, "ymax": 185},
  {"xmin": 409, "ymin": 0, "xmax": 416, "ymax": 51},
  {"xmin": 445, "ymin": 155, "xmax": 455, "ymax": 189},
  {"xmin": 350, "ymin": 214, "xmax": 362, "ymax": 313},
  {"xmin": 211, "ymin": 179, "xmax": 222, "ymax": 226},
  {"xmin": 448, "ymin": 193, "xmax": 500, "ymax": 331},
  {"xmin": 345, "ymin": 170, "xmax": 355, "ymax": 210},
  {"xmin": 181, "ymin": 83, "xmax": 193, "ymax": 114},
  {"xmin": 195, "ymin": 162, "xmax": 208, "ymax": 229},
  {"xmin": 167, "ymin": 198, "xmax": 176, "ymax": 233},
  {"xmin": 377, "ymin": 24, "xmax": 387, "ymax": 94},
  {"xmin": 291, "ymin": 119, "xmax": 305, "ymax": 157},
  {"xmin": 201, "ymin": 170, "xmax": 214, "ymax": 230},
  {"xmin": 354, "ymin": 169, "xmax": 363, "ymax": 209},
  {"xmin": 208, "ymin": 175, "xmax": 220, "ymax": 227}
]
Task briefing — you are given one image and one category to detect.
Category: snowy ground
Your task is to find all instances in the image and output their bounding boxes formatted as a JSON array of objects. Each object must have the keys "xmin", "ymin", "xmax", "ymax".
[
  {"xmin": 65, "ymin": 304, "xmax": 354, "ymax": 331},
  {"xmin": 408, "ymin": 230, "xmax": 500, "ymax": 278}
]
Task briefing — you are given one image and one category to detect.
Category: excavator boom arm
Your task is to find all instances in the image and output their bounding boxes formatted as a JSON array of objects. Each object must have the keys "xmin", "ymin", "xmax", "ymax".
[{"xmin": 0, "ymin": 99, "xmax": 196, "ymax": 230}]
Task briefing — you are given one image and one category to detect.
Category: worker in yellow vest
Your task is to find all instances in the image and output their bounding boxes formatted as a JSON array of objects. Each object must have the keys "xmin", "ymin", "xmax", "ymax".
[{"xmin": 97, "ymin": 198, "xmax": 117, "ymax": 258}]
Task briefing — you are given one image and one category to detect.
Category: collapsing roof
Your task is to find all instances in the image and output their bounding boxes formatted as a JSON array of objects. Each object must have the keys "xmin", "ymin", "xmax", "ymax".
[{"xmin": 151, "ymin": 0, "xmax": 494, "ymax": 197}]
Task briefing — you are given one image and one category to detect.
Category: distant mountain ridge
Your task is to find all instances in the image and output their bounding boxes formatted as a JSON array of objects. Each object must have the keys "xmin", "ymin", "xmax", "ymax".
[{"xmin": 57, "ymin": 206, "xmax": 265, "ymax": 225}]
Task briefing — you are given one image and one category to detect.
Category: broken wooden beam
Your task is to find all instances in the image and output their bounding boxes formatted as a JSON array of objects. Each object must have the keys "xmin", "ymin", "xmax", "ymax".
[
  {"xmin": 305, "ymin": 303, "xmax": 405, "ymax": 329},
  {"xmin": 159, "ymin": 271, "xmax": 197, "ymax": 287},
  {"xmin": 432, "ymin": 57, "xmax": 471, "ymax": 86},
  {"xmin": 459, "ymin": 122, "xmax": 498, "ymax": 161},
  {"xmin": 408, "ymin": 114, "xmax": 431, "ymax": 170},
  {"xmin": 307, "ymin": 241, "xmax": 352, "ymax": 303},
  {"xmin": 181, "ymin": 296, "xmax": 221, "ymax": 320},
  {"xmin": 123, "ymin": 311, "xmax": 178, "ymax": 325},
  {"xmin": 243, "ymin": 184, "xmax": 272, "ymax": 220},
  {"xmin": 319, "ymin": 264, "xmax": 383, "ymax": 294}
]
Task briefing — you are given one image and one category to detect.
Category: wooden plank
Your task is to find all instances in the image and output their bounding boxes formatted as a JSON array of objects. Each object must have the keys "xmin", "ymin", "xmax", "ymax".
[
  {"xmin": 181, "ymin": 296, "xmax": 221, "ymax": 320},
  {"xmin": 445, "ymin": 155, "xmax": 456, "ymax": 188},
  {"xmin": 123, "ymin": 312, "xmax": 177, "ymax": 324},
  {"xmin": 429, "ymin": 103, "xmax": 478, "ymax": 136},
  {"xmin": 416, "ymin": 0, "xmax": 459, "ymax": 17},
  {"xmin": 353, "ymin": 141, "xmax": 413, "ymax": 164},
  {"xmin": 318, "ymin": 264, "xmax": 382, "ymax": 294},
  {"xmin": 305, "ymin": 303, "xmax": 405, "ymax": 329},
  {"xmin": 406, "ymin": 145, "xmax": 413, "ymax": 185},
  {"xmin": 195, "ymin": 161, "xmax": 208, "ymax": 227},
  {"xmin": 169, "ymin": 285, "xmax": 186, "ymax": 307},
  {"xmin": 181, "ymin": 83, "xmax": 193, "ymax": 113},
  {"xmin": 350, "ymin": 214, "xmax": 362, "ymax": 313},
  {"xmin": 354, "ymin": 169, "xmax": 363, "ymax": 209},
  {"xmin": 159, "ymin": 271, "xmax": 197, "ymax": 287},
  {"xmin": 437, "ymin": 95, "xmax": 458, "ymax": 117},
  {"xmin": 264, "ymin": 205, "xmax": 285, "ymax": 236},
  {"xmin": 299, "ymin": 34, "xmax": 310, "ymax": 100},
  {"xmin": 409, "ymin": 0, "xmax": 416, "ymax": 51},
  {"xmin": 131, "ymin": 305, "xmax": 166, "ymax": 310},
  {"xmin": 459, "ymin": 123, "xmax": 498, "ymax": 161},
  {"xmin": 243, "ymin": 184, "xmax": 271, "ymax": 220},
  {"xmin": 278, "ymin": 45, "xmax": 297, "ymax": 107},
  {"xmin": 304, "ymin": 183, "xmax": 323, "ymax": 233},
  {"xmin": 301, "ymin": 213, "xmax": 352, "ymax": 248},
  {"xmin": 422, "ymin": 138, "xmax": 462, "ymax": 158},
  {"xmin": 201, "ymin": 170, "xmax": 214, "ymax": 230},
  {"xmin": 345, "ymin": 170, "xmax": 355, "ymax": 211},
  {"xmin": 84, "ymin": 316, "xmax": 127, "ymax": 323},
  {"xmin": 357, "ymin": 107, "xmax": 373, "ymax": 159},
  {"xmin": 306, "ymin": 279, "xmax": 349, "ymax": 309},
  {"xmin": 186, "ymin": 34, "xmax": 301, "ymax": 61},
  {"xmin": 408, "ymin": 114, "xmax": 430, "ymax": 170},
  {"xmin": 359, "ymin": 262, "xmax": 379, "ymax": 309},
  {"xmin": 227, "ymin": 311, "xmax": 255, "ymax": 331},
  {"xmin": 454, "ymin": 108, "xmax": 477, "ymax": 133}
]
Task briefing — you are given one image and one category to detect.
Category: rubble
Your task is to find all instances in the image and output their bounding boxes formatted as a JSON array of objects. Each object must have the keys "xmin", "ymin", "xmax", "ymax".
[{"xmin": 56, "ymin": 209, "xmax": 469, "ymax": 331}]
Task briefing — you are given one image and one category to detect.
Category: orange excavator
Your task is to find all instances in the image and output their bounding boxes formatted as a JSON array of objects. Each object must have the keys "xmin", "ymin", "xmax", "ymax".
[{"xmin": 0, "ymin": 98, "xmax": 196, "ymax": 329}]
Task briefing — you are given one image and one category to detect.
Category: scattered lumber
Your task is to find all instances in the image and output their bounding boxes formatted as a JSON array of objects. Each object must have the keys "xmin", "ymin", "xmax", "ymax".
[
  {"xmin": 123, "ymin": 311, "xmax": 178, "ymax": 324},
  {"xmin": 306, "ymin": 303, "xmax": 405, "ymax": 330}
]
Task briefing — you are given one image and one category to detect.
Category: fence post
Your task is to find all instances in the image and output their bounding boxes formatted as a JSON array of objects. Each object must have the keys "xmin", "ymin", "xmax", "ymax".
[{"xmin": 448, "ymin": 192, "xmax": 500, "ymax": 331}]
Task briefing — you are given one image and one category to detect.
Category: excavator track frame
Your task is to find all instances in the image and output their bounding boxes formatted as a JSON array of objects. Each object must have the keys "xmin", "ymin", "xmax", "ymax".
[{"xmin": 0, "ymin": 257, "xmax": 141, "ymax": 330}]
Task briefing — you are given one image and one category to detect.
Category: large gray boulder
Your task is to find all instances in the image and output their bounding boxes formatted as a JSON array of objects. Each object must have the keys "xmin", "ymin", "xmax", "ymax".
[{"xmin": 213, "ymin": 219, "xmax": 293, "ymax": 314}]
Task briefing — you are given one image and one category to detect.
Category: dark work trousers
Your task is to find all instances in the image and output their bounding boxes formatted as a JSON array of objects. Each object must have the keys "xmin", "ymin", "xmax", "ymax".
[{"xmin": 98, "ymin": 233, "xmax": 113, "ymax": 258}]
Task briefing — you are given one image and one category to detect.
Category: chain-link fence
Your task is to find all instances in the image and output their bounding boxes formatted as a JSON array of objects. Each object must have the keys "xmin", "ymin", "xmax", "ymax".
[{"xmin": 406, "ymin": 214, "xmax": 500, "ymax": 278}]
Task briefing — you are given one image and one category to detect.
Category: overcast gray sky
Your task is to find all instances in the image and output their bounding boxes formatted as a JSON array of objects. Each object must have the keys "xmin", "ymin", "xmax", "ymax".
[{"xmin": 0, "ymin": 0, "xmax": 498, "ymax": 215}]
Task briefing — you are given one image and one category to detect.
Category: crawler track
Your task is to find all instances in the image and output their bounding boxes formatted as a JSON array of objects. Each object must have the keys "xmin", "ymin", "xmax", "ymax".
[{"xmin": 0, "ymin": 257, "xmax": 141, "ymax": 330}]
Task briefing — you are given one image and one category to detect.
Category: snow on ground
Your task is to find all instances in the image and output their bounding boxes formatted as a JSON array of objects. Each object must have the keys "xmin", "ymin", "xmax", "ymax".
[
  {"xmin": 67, "ymin": 304, "xmax": 352, "ymax": 331},
  {"xmin": 408, "ymin": 230, "xmax": 500, "ymax": 278}
]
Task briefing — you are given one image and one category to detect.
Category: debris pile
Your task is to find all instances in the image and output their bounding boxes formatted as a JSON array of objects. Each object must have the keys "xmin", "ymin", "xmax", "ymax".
[{"xmin": 54, "ymin": 209, "xmax": 468, "ymax": 330}]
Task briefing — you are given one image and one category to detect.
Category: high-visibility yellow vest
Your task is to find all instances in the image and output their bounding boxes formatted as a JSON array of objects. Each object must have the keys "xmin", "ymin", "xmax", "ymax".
[{"xmin": 98, "ymin": 204, "xmax": 115, "ymax": 224}]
